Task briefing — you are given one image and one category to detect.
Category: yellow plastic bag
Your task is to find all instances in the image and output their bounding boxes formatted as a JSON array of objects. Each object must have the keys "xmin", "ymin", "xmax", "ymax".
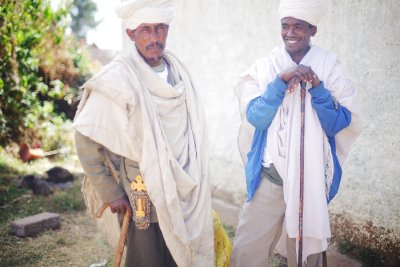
[{"xmin": 213, "ymin": 209, "xmax": 232, "ymax": 267}]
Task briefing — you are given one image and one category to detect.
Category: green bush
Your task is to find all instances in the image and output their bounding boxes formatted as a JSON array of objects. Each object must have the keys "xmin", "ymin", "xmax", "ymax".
[{"xmin": 0, "ymin": 0, "xmax": 92, "ymax": 147}]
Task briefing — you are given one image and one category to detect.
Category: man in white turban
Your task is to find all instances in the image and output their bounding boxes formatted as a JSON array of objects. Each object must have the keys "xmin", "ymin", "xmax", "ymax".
[
  {"xmin": 73, "ymin": 0, "xmax": 214, "ymax": 266},
  {"xmin": 230, "ymin": 0, "xmax": 362, "ymax": 266}
]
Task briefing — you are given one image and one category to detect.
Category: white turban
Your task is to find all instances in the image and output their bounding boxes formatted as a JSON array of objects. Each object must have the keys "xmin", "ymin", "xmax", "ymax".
[
  {"xmin": 279, "ymin": 0, "xmax": 326, "ymax": 26},
  {"xmin": 116, "ymin": 0, "xmax": 174, "ymax": 30}
]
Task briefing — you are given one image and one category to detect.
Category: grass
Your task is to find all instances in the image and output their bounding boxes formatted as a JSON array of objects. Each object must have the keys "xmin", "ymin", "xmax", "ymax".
[
  {"xmin": 0, "ymin": 211, "xmax": 114, "ymax": 267},
  {"xmin": 0, "ymin": 148, "xmax": 113, "ymax": 266},
  {"xmin": 0, "ymin": 147, "xmax": 36, "ymax": 208}
]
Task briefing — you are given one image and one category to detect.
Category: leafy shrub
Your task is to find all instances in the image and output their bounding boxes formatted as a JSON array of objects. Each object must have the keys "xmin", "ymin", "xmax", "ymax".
[{"xmin": 0, "ymin": 0, "xmax": 92, "ymax": 147}]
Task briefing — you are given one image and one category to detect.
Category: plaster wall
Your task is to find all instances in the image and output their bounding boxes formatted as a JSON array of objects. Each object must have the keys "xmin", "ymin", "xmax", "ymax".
[{"xmin": 167, "ymin": 0, "xmax": 400, "ymax": 258}]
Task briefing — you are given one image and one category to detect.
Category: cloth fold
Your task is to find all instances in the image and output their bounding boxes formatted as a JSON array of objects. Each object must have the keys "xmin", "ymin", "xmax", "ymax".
[
  {"xmin": 116, "ymin": 0, "xmax": 174, "ymax": 30},
  {"xmin": 279, "ymin": 0, "xmax": 327, "ymax": 26}
]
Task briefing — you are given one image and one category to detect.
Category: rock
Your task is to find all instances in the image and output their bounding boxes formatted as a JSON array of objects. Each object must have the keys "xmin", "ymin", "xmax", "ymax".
[
  {"xmin": 18, "ymin": 175, "xmax": 53, "ymax": 195},
  {"xmin": 10, "ymin": 212, "xmax": 61, "ymax": 237},
  {"xmin": 18, "ymin": 175, "xmax": 36, "ymax": 190},
  {"xmin": 46, "ymin": 166, "xmax": 74, "ymax": 183},
  {"xmin": 32, "ymin": 177, "xmax": 53, "ymax": 196}
]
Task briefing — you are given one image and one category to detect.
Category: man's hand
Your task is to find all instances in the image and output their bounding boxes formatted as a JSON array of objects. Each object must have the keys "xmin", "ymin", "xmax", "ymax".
[
  {"xmin": 279, "ymin": 64, "xmax": 320, "ymax": 92},
  {"xmin": 109, "ymin": 196, "xmax": 132, "ymax": 216}
]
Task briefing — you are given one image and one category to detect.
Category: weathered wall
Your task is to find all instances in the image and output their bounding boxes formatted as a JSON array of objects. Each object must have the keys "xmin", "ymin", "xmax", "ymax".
[{"xmin": 167, "ymin": 0, "xmax": 400, "ymax": 260}]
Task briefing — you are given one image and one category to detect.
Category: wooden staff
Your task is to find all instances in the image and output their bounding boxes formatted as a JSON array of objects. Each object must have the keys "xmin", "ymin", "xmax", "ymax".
[
  {"xmin": 298, "ymin": 81, "xmax": 306, "ymax": 267},
  {"xmin": 96, "ymin": 203, "xmax": 131, "ymax": 267},
  {"xmin": 297, "ymin": 81, "xmax": 328, "ymax": 267},
  {"xmin": 323, "ymin": 250, "xmax": 328, "ymax": 267}
]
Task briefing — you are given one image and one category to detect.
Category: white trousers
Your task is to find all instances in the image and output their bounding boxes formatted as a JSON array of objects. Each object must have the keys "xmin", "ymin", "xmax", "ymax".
[{"xmin": 230, "ymin": 177, "xmax": 322, "ymax": 267}]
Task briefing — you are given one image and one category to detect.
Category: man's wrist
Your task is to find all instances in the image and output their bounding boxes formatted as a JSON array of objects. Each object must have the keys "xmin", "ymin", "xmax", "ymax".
[
  {"xmin": 272, "ymin": 75, "xmax": 288, "ymax": 94},
  {"xmin": 309, "ymin": 81, "xmax": 329, "ymax": 98}
]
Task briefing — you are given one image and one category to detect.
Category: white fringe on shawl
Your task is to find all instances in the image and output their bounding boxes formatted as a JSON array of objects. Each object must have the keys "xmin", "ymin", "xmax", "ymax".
[
  {"xmin": 74, "ymin": 48, "xmax": 214, "ymax": 267},
  {"xmin": 235, "ymin": 45, "xmax": 362, "ymax": 263}
]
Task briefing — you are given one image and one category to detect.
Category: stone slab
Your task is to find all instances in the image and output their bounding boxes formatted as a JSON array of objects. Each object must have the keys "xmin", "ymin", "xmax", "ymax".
[{"xmin": 10, "ymin": 212, "xmax": 60, "ymax": 237}]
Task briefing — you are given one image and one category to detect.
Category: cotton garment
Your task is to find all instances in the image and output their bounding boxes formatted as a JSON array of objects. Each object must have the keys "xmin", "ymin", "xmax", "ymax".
[
  {"xmin": 279, "ymin": 0, "xmax": 327, "ymax": 27},
  {"xmin": 116, "ymin": 0, "xmax": 174, "ymax": 30},
  {"xmin": 230, "ymin": 177, "xmax": 321, "ymax": 267}
]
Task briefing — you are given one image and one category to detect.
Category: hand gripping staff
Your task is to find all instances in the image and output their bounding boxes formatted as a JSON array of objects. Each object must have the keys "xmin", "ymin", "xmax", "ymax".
[
  {"xmin": 297, "ymin": 81, "xmax": 327, "ymax": 267},
  {"xmin": 96, "ymin": 203, "xmax": 132, "ymax": 267}
]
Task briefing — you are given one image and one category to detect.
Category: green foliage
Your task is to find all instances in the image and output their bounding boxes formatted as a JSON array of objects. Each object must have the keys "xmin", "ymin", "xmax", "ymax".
[
  {"xmin": 0, "ymin": 0, "xmax": 93, "ymax": 146},
  {"xmin": 70, "ymin": 0, "xmax": 100, "ymax": 40}
]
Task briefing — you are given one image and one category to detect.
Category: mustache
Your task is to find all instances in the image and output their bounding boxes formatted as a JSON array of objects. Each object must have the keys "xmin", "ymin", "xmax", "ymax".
[{"xmin": 146, "ymin": 42, "xmax": 164, "ymax": 50}]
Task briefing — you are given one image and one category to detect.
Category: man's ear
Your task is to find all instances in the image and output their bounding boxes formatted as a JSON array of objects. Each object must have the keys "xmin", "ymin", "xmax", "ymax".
[
  {"xmin": 126, "ymin": 28, "xmax": 135, "ymax": 41},
  {"xmin": 311, "ymin": 26, "xmax": 317, "ymax": 37}
]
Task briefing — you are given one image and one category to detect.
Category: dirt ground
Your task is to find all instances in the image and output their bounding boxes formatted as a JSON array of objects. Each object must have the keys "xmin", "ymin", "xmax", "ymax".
[{"xmin": 212, "ymin": 198, "xmax": 364, "ymax": 267}]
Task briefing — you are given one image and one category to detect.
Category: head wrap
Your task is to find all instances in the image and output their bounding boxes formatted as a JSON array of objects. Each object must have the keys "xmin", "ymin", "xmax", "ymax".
[
  {"xmin": 116, "ymin": 0, "xmax": 174, "ymax": 30},
  {"xmin": 279, "ymin": 0, "xmax": 326, "ymax": 26}
]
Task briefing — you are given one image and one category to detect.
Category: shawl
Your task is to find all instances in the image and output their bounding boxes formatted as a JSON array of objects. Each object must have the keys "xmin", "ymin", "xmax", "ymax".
[{"xmin": 74, "ymin": 47, "xmax": 214, "ymax": 267}]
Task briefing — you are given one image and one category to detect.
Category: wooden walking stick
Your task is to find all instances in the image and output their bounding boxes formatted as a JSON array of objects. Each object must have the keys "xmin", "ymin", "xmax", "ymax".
[
  {"xmin": 297, "ymin": 81, "xmax": 306, "ymax": 267},
  {"xmin": 96, "ymin": 203, "xmax": 132, "ymax": 267},
  {"xmin": 323, "ymin": 250, "xmax": 328, "ymax": 267},
  {"xmin": 297, "ymin": 81, "xmax": 328, "ymax": 267}
]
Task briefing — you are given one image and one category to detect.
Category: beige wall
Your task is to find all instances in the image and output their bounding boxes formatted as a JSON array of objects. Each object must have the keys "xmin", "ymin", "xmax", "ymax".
[{"xmin": 167, "ymin": 0, "xmax": 400, "ymax": 258}]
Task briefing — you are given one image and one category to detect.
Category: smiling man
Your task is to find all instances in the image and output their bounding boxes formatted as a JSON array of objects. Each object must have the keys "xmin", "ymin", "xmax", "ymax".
[
  {"xmin": 73, "ymin": 0, "xmax": 214, "ymax": 266},
  {"xmin": 230, "ymin": 0, "xmax": 362, "ymax": 266}
]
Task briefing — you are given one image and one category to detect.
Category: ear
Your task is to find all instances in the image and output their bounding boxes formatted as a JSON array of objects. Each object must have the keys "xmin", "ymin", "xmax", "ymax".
[
  {"xmin": 311, "ymin": 26, "xmax": 317, "ymax": 37},
  {"xmin": 126, "ymin": 28, "xmax": 135, "ymax": 41}
]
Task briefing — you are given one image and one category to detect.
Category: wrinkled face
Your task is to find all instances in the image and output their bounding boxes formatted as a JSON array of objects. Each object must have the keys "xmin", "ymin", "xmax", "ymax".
[
  {"xmin": 126, "ymin": 23, "xmax": 169, "ymax": 67},
  {"xmin": 281, "ymin": 17, "xmax": 317, "ymax": 62}
]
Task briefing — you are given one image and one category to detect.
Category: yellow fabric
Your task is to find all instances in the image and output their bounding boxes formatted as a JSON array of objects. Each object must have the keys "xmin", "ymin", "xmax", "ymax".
[{"xmin": 213, "ymin": 210, "xmax": 232, "ymax": 267}]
